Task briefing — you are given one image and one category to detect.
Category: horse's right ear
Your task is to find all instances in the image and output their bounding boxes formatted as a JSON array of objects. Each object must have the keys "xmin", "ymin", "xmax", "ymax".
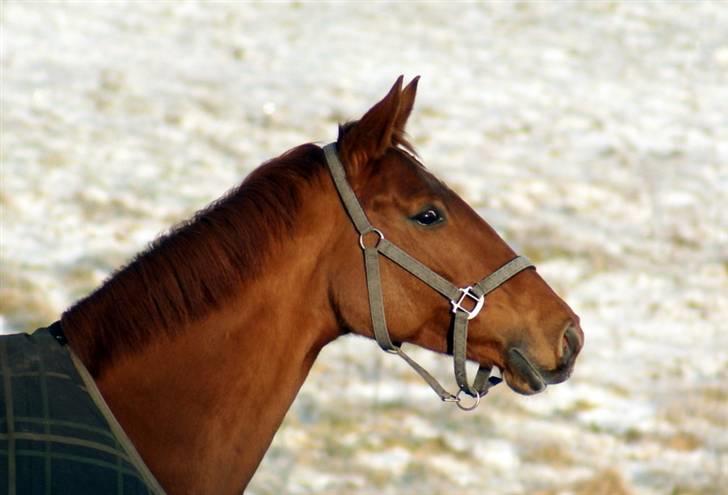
[{"xmin": 337, "ymin": 76, "xmax": 406, "ymax": 173}]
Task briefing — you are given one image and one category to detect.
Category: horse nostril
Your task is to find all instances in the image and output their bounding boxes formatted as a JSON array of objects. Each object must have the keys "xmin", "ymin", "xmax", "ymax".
[{"xmin": 560, "ymin": 324, "xmax": 582, "ymax": 365}]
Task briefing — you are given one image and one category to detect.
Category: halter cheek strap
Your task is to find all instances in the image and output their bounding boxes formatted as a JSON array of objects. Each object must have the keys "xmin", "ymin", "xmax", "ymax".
[{"xmin": 323, "ymin": 143, "xmax": 533, "ymax": 411}]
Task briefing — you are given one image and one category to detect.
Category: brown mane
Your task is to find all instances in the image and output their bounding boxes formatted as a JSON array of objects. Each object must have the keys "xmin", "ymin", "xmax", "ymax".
[{"xmin": 62, "ymin": 143, "xmax": 326, "ymax": 375}]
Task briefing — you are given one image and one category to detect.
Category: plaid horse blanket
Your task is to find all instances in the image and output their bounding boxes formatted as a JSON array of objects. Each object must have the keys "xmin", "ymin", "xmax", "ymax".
[{"xmin": 1, "ymin": 324, "xmax": 164, "ymax": 494}]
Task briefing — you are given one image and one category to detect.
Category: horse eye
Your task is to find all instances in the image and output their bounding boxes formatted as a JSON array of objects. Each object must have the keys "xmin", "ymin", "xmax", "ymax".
[{"xmin": 412, "ymin": 207, "xmax": 444, "ymax": 226}]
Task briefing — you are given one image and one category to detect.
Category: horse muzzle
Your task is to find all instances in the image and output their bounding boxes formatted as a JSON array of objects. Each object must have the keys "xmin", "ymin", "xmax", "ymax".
[{"xmin": 503, "ymin": 323, "xmax": 583, "ymax": 395}]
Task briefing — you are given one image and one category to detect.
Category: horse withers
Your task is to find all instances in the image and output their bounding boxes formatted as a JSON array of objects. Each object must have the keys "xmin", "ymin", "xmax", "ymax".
[{"xmin": 1, "ymin": 77, "xmax": 583, "ymax": 494}]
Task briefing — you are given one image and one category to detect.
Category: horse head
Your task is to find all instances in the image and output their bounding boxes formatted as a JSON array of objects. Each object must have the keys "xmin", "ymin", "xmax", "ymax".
[{"xmin": 328, "ymin": 76, "xmax": 583, "ymax": 395}]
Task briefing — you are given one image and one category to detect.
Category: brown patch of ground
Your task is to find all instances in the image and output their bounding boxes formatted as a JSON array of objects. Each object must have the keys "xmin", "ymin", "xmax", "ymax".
[{"xmin": 534, "ymin": 469, "xmax": 634, "ymax": 495}]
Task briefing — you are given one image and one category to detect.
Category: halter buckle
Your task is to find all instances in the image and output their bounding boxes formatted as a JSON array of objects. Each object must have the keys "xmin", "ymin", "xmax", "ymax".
[{"xmin": 451, "ymin": 286, "xmax": 485, "ymax": 320}]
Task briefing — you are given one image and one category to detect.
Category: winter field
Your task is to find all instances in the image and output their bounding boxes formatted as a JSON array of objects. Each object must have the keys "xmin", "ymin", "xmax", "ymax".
[{"xmin": 1, "ymin": 1, "xmax": 726, "ymax": 494}]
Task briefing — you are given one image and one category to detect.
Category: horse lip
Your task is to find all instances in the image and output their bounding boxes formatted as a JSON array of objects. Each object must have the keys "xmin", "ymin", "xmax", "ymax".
[{"xmin": 506, "ymin": 348, "xmax": 546, "ymax": 393}]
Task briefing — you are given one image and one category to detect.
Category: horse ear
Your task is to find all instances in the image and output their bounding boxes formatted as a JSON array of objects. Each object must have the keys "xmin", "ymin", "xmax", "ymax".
[
  {"xmin": 338, "ymin": 76, "xmax": 405, "ymax": 171},
  {"xmin": 393, "ymin": 76, "xmax": 419, "ymax": 133}
]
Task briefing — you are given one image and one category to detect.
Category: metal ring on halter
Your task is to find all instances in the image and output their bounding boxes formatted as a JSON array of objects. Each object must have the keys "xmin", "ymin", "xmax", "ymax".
[
  {"xmin": 359, "ymin": 228, "xmax": 385, "ymax": 250},
  {"xmin": 454, "ymin": 388, "xmax": 481, "ymax": 411}
]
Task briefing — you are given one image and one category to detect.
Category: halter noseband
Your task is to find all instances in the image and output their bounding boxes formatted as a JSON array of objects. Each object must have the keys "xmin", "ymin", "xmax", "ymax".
[{"xmin": 323, "ymin": 143, "xmax": 533, "ymax": 411}]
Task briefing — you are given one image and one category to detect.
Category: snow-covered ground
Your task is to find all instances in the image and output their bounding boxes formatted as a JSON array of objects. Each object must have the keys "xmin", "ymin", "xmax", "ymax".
[{"xmin": 1, "ymin": 2, "xmax": 726, "ymax": 494}]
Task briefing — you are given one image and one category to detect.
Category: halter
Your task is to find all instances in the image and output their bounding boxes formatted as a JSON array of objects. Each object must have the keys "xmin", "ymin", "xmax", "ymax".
[{"xmin": 323, "ymin": 144, "xmax": 534, "ymax": 411}]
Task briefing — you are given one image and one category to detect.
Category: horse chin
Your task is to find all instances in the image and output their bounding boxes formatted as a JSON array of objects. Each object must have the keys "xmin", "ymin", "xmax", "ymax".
[
  {"xmin": 503, "ymin": 348, "xmax": 547, "ymax": 395},
  {"xmin": 503, "ymin": 371, "xmax": 546, "ymax": 395}
]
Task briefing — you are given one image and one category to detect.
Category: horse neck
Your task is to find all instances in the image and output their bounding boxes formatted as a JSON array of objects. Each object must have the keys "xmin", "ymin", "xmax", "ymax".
[{"xmin": 90, "ymin": 180, "xmax": 344, "ymax": 494}]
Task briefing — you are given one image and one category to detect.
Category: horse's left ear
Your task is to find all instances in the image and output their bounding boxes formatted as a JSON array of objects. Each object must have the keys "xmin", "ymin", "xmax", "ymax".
[
  {"xmin": 393, "ymin": 75, "xmax": 419, "ymax": 133},
  {"xmin": 338, "ymin": 76, "xmax": 419, "ymax": 172}
]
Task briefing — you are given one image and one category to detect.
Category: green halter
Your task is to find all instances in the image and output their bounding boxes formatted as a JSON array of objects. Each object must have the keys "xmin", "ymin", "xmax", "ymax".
[{"xmin": 323, "ymin": 144, "xmax": 533, "ymax": 411}]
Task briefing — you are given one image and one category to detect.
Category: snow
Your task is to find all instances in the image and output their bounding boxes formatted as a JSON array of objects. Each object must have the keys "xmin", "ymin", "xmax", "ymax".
[{"xmin": 1, "ymin": 1, "xmax": 726, "ymax": 494}]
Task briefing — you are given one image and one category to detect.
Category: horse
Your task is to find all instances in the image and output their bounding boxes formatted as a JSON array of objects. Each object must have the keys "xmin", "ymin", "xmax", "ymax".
[{"xmin": 1, "ymin": 76, "xmax": 583, "ymax": 494}]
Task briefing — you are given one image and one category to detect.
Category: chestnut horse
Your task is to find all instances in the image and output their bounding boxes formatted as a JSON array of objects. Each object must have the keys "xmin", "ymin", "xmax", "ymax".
[{"xmin": 42, "ymin": 77, "xmax": 580, "ymax": 493}]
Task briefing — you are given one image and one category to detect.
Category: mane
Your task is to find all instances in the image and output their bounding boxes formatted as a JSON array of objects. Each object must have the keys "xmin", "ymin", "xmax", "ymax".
[{"xmin": 62, "ymin": 143, "xmax": 326, "ymax": 375}]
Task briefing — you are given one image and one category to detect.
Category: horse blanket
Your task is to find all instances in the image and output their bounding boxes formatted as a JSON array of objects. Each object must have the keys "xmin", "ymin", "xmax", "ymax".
[{"xmin": 1, "ymin": 324, "xmax": 164, "ymax": 494}]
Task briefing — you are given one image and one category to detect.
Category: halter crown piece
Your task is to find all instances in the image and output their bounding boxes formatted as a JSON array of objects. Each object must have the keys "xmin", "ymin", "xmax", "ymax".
[{"xmin": 323, "ymin": 144, "xmax": 534, "ymax": 411}]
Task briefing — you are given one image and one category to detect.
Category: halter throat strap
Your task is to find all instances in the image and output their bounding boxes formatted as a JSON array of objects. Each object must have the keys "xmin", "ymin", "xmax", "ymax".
[{"xmin": 323, "ymin": 143, "xmax": 533, "ymax": 410}]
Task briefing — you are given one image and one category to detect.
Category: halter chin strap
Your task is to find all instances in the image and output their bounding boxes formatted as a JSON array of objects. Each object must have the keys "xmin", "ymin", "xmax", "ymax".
[{"xmin": 323, "ymin": 143, "xmax": 534, "ymax": 410}]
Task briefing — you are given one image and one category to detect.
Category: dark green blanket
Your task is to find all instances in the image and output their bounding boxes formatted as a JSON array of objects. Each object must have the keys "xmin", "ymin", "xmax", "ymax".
[{"xmin": 1, "ymin": 325, "xmax": 164, "ymax": 494}]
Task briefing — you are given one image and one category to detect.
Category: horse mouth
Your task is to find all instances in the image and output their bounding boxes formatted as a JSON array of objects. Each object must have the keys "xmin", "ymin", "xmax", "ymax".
[
  {"xmin": 503, "ymin": 348, "xmax": 547, "ymax": 395},
  {"xmin": 503, "ymin": 347, "xmax": 576, "ymax": 395},
  {"xmin": 501, "ymin": 324, "xmax": 582, "ymax": 395}
]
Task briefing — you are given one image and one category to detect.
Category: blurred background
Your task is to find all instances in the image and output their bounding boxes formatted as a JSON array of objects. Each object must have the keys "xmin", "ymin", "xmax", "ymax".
[{"xmin": 1, "ymin": 1, "xmax": 726, "ymax": 494}]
